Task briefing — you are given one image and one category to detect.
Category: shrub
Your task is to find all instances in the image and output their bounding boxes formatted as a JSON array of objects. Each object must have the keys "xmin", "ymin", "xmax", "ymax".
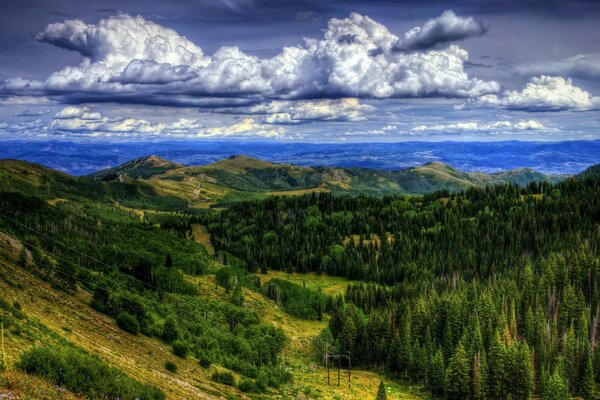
[
  {"xmin": 116, "ymin": 312, "xmax": 141, "ymax": 335},
  {"xmin": 17, "ymin": 346, "xmax": 164, "ymax": 400},
  {"xmin": 172, "ymin": 340, "xmax": 188, "ymax": 358},
  {"xmin": 199, "ymin": 355, "xmax": 212, "ymax": 368},
  {"xmin": 162, "ymin": 318, "xmax": 179, "ymax": 343},
  {"xmin": 238, "ymin": 378, "xmax": 259, "ymax": 393},
  {"xmin": 164, "ymin": 361, "xmax": 177, "ymax": 373},
  {"xmin": 211, "ymin": 371, "xmax": 236, "ymax": 386}
]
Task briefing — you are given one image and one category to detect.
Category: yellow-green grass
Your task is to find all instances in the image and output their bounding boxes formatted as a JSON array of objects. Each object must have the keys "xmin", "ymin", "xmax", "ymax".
[
  {"xmin": 267, "ymin": 185, "xmax": 330, "ymax": 197},
  {"xmin": 0, "ymin": 370, "xmax": 84, "ymax": 400},
  {"xmin": 256, "ymin": 270, "xmax": 355, "ymax": 297},
  {"xmin": 0, "ymin": 236, "xmax": 242, "ymax": 400},
  {"xmin": 0, "ymin": 231, "xmax": 423, "ymax": 400},
  {"xmin": 191, "ymin": 224, "xmax": 215, "ymax": 256}
]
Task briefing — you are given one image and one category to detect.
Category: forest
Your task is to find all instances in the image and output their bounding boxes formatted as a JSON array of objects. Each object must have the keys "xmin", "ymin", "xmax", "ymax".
[{"xmin": 201, "ymin": 174, "xmax": 600, "ymax": 399}]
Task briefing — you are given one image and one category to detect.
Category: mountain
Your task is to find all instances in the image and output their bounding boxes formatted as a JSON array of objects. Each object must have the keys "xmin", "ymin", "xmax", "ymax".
[
  {"xmin": 0, "ymin": 155, "xmax": 567, "ymax": 211},
  {"xmin": 89, "ymin": 154, "xmax": 565, "ymax": 200},
  {"xmin": 90, "ymin": 155, "xmax": 184, "ymax": 180},
  {"xmin": 577, "ymin": 163, "xmax": 600, "ymax": 178},
  {"xmin": 0, "ymin": 156, "xmax": 598, "ymax": 400}
]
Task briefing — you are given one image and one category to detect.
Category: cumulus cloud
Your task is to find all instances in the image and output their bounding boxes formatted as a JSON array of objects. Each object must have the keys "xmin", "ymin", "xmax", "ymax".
[
  {"xmin": 411, "ymin": 119, "xmax": 549, "ymax": 132},
  {"xmin": 244, "ymin": 98, "xmax": 372, "ymax": 124},
  {"xmin": 468, "ymin": 75, "xmax": 600, "ymax": 111},
  {"xmin": 202, "ymin": 118, "xmax": 284, "ymax": 138},
  {"xmin": 47, "ymin": 105, "xmax": 282, "ymax": 138},
  {"xmin": 1, "ymin": 12, "xmax": 497, "ymax": 105},
  {"xmin": 516, "ymin": 53, "xmax": 600, "ymax": 81},
  {"xmin": 395, "ymin": 10, "xmax": 488, "ymax": 51}
]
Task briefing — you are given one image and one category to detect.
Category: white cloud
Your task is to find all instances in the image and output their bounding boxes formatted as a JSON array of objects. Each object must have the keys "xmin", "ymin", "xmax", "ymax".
[
  {"xmin": 467, "ymin": 75, "xmax": 600, "ymax": 111},
  {"xmin": 367, "ymin": 124, "xmax": 397, "ymax": 134},
  {"xmin": 411, "ymin": 119, "xmax": 549, "ymax": 132},
  {"xmin": 2, "ymin": 12, "xmax": 498, "ymax": 105},
  {"xmin": 0, "ymin": 96, "xmax": 54, "ymax": 105},
  {"xmin": 202, "ymin": 118, "xmax": 284, "ymax": 138},
  {"xmin": 517, "ymin": 53, "xmax": 600, "ymax": 81},
  {"xmin": 54, "ymin": 106, "xmax": 102, "ymax": 120},
  {"xmin": 47, "ymin": 105, "xmax": 282, "ymax": 138},
  {"xmin": 395, "ymin": 10, "xmax": 488, "ymax": 51},
  {"xmin": 247, "ymin": 98, "xmax": 372, "ymax": 124}
]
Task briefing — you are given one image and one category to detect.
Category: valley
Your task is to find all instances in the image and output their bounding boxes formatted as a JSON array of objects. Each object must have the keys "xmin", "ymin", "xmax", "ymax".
[{"xmin": 0, "ymin": 155, "xmax": 598, "ymax": 399}]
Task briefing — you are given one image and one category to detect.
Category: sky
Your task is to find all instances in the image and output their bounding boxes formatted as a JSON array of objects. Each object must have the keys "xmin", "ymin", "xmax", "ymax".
[{"xmin": 0, "ymin": 0, "xmax": 599, "ymax": 143}]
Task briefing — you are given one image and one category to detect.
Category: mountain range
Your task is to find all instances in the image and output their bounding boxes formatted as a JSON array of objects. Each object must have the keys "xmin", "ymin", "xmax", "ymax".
[{"xmin": 0, "ymin": 154, "xmax": 567, "ymax": 210}]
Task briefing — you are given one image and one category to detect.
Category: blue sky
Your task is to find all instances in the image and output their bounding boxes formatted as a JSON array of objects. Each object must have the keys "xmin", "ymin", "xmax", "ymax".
[{"xmin": 0, "ymin": 0, "xmax": 599, "ymax": 142}]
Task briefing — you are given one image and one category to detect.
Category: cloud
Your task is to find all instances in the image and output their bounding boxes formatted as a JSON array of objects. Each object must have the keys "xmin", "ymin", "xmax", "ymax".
[
  {"xmin": 45, "ymin": 106, "xmax": 282, "ymax": 138},
  {"xmin": 367, "ymin": 124, "xmax": 397, "ymax": 134},
  {"xmin": 516, "ymin": 53, "xmax": 600, "ymax": 81},
  {"xmin": 467, "ymin": 75, "xmax": 600, "ymax": 111},
  {"xmin": 2, "ymin": 12, "xmax": 497, "ymax": 106},
  {"xmin": 395, "ymin": 10, "xmax": 487, "ymax": 51},
  {"xmin": 0, "ymin": 96, "xmax": 54, "ymax": 105},
  {"xmin": 54, "ymin": 105, "xmax": 102, "ymax": 120},
  {"xmin": 411, "ymin": 119, "xmax": 549, "ymax": 132},
  {"xmin": 246, "ymin": 98, "xmax": 373, "ymax": 124},
  {"xmin": 202, "ymin": 118, "xmax": 284, "ymax": 138}
]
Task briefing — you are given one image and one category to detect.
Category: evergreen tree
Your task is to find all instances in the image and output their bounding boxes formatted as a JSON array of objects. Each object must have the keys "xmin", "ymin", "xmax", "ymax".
[
  {"xmin": 446, "ymin": 342, "xmax": 471, "ymax": 400},
  {"xmin": 231, "ymin": 284, "xmax": 244, "ymax": 307},
  {"xmin": 429, "ymin": 349, "xmax": 446, "ymax": 397},
  {"xmin": 542, "ymin": 369, "xmax": 570, "ymax": 400},
  {"xmin": 580, "ymin": 344, "xmax": 595, "ymax": 400},
  {"xmin": 376, "ymin": 380, "xmax": 387, "ymax": 400},
  {"xmin": 487, "ymin": 331, "xmax": 507, "ymax": 398}
]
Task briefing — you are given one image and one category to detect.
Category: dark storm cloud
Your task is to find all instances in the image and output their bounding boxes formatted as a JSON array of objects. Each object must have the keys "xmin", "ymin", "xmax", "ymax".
[{"xmin": 393, "ymin": 10, "xmax": 488, "ymax": 51}]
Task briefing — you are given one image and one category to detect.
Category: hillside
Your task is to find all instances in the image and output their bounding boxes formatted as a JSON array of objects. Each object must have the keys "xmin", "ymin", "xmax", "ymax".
[
  {"xmin": 82, "ymin": 154, "xmax": 565, "ymax": 206},
  {"xmin": 0, "ymin": 157, "xmax": 598, "ymax": 399},
  {"xmin": 0, "ymin": 162, "xmax": 424, "ymax": 400}
]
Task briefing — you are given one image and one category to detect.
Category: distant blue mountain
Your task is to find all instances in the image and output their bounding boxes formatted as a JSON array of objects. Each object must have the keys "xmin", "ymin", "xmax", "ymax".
[{"xmin": 0, "ymin": 140, "xmax": 598, "ymax": 176}]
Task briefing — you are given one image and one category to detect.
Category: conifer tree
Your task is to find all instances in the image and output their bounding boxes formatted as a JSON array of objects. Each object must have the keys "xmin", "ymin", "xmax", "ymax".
[
  {"xmin": 542, "ymin": 369, "xmax": 570, "ymax": 400},
  {"xmin": 580, "ymin": 344, "xmax": 595, "ymax": 400},
  {"xmin": 487, "ymin": 331, "xmax": 507, "ymax": 398},
  {"xmin": 429, "ymin": 349, "xmax": 446, "ymax": 398},
  {"xmin": 446, "ymin": 342, "xmax": 470, "ymax": 400},
  {"xmin": 376, "ymin": 380, "xmax": 387, "ymax": 400}
]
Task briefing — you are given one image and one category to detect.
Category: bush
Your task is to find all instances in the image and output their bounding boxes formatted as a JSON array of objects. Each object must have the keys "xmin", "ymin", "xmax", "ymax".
[
  {"xmin": 164, "ymin": 361, "xmax": 177, "ymax": 373},
  {"xmin": 238, "ymin": 378, "xmax": 259, "ymax": 393},
  {"xmin": 199, "ymin": 355, "xmax": 212, "ymax": 368},
  {"xmin": 17, "ymin": 346, "xmax": 164, "ymax": 400},
  {"xmin": 116, "ymin": 312, "xmax": 141, "ymax": 335},
  {"xmin": 211, "ymin": 371, "xmax": 236, "ymax": 386},
  {"xmin": 172, "ymin": 340, "xmax": 188, "ymax": 358}
]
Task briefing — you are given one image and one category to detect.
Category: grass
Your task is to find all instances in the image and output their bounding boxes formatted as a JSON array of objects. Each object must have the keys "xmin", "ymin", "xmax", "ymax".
[
  {"xmin": 256, "ymin": 270, "xmax": 354, "ymax": 297},
  {"xmin": 0, "ymin": 370, "xmax": 83, "ymax": 400},
  {"xmin": 191, "ymin": 224, "xmax": 215, "ymax": 256},
  {"xmin": 0, "ymin": 210, "xmax": 423, "ymax": 400}
]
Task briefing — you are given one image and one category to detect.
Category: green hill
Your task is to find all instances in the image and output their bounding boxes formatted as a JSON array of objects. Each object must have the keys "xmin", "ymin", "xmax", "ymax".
[{"xmin": 85, "ymin": 155, "xmax": 566, "ymax": 203}]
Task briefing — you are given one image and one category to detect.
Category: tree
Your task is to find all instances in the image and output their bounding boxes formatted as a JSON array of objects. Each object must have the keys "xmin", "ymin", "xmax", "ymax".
[
  {"xmin": 542, "ymin": 369, "xmax": 570, "ymax": 400},
  {"xmin": 165, "ymin": 254, "xmax": 173, "ymax": 269},
  {"xmin": 162, "ymin": 318, "xmax": 180, "ymax": 343},
  {"xmin": 376, "ymin": 380, "xmax": 387, "ymax": 400},
  {"xmin": 580, "ymin": 344, "xmax": 595, "ymax": 400},
  {"xmin": 487, "ymin": 331, "xmax": 507, "ymax": 398},
  {"xmin": 446, "ymin": 342, "xmax": 471, "ymax": 400},
  {"xmin": 429, "ymin": 349, "xmax": 446, "ymax": 398},
  {"xmin": 231, "ymin": 284, "xmax": 244, "ymax": 307}
]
